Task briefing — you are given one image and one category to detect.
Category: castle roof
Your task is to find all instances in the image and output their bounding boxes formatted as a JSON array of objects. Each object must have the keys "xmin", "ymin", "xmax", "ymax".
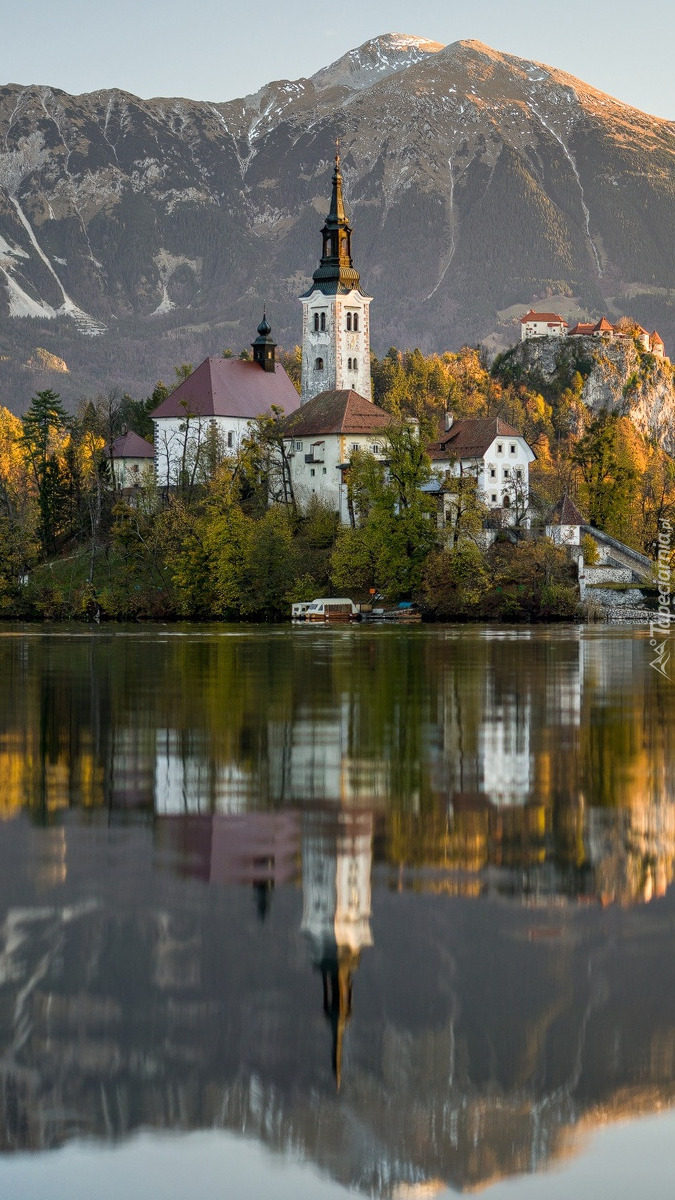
[
  {"xmin": 568, "ymin": 322, "xmax": 596, "ymax": 336},
  {"xmin": 520, "ymin": 310, "xmax": 568, "ymax": 325},
  {"xmin": 106, "ymin": 431, "xmax": 155, "ymax": 458},
  {"xmin": 428, "ymin": 417, "xmax": 529, "ymax": 460},
  {"xmin": 281, "ymin": 390, "xmax": 391, "ymax": 437},
  {"xmin": 651, "ymin": 330, "xmax": 665, "ymax": 345},
  {"xmin": 149, "ymin": 357, "xmax": 300, "ymax": 420},
  {"xmin": 593, "ymin": 316, "xmax": 614, "ymax": 333}
]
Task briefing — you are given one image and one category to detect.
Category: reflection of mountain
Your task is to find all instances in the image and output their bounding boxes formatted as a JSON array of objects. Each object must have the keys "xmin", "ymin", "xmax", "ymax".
[{"xmin": 2, "ymin": 815, "xmax": 675, "ymax": 1193}]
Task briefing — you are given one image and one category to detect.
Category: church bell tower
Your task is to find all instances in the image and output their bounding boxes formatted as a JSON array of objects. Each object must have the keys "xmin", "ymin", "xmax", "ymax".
[{"xmin": 300, "ymin": 151, "xmax": 372, "ymax": 404}]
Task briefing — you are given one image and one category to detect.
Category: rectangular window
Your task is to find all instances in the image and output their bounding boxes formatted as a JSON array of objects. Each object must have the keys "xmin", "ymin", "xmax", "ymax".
[
  {"xmin": 496, "ymin": 443, "xmax": 503, "ymax": 454},
  {"xmin": 227, "ymin": 431, "xmax": 233, "ymax": 448},
  {"xmin": 351, "ymin": 443, "xmax": 359, "ymax": 452},
  {"xmin": 295, "ymin": 441, "xmax": 303, "ymax": 451},
  {"xmin": 509, "ymin": 443, "xmax": 516, "ymax": 454},
  {"xmin": 503, "ymin": 467, "xmax": 510, "ymax": 479},
  {"xmin": 322, "ymin": 467, "xmax": 327, "ymax": 474},
  {"xmin": 491, "ymin": 493, "xmax": 498, "ymax": 504},
  {"xmin": 490, "ymin": 467, "xmax": 496, "ymax": 478},
  {"xmin": 515, "ymin": 468, "xmax": 523, "ymax": 481},
  {"xmin": 310, "ymin": 468, "xmax": 315, "ymax": 477}
]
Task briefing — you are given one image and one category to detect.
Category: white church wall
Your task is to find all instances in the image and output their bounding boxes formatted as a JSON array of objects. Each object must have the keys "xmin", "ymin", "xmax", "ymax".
[{"xmin": 153, "ymin": 415, "xmax": 251, "ymax": 485}]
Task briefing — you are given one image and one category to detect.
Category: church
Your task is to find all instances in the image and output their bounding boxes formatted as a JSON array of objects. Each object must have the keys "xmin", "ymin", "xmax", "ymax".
[
  {"xmin": 149, "ymin": 151, "xmax": 390, "ymax": 508},
  {"xmin": 281, "ymin": 151, "xmax": 391, "ymax": 520}
]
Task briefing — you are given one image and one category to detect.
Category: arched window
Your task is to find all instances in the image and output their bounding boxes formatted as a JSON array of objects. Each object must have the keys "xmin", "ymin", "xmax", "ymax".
[
  {"xmin": 347, "ymin": 357, "xmax": 352, "ymax": 370},
  {"xmin": 503, "ymin": 494, "xmax": 511, "ymax": 508},
  {"xmin": 315, "ymin": 357, "xmax": 324, "ymax": 371},
  {"xmin": 313, "ymin": 313, "xmax": 319, "ymax": 332},
  {"xmin": 346, "ymin": 313, "xmax": 352, "ymax": 331},
  {"xmin": 320, "ymin": 312, "xmax": 326, "ymax": 332},
  {"xmin": 353, "ymin": 313, "xmax": 359, "ymax": 332},
  {"xmin": 353, "ymin": 357, "xmax": 358, "ymax": 371}
]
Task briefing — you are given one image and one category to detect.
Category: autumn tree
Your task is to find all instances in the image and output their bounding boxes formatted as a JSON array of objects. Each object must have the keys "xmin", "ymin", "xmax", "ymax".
[{"xmin": 20, "ymin": 390, "xmax": 72, "ymax": 555}]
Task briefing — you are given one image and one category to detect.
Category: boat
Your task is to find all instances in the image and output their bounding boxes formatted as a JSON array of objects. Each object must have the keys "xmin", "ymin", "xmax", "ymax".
[{"xmin": 294, "ymin": 598, "xmax": 360, "ymax": 623}]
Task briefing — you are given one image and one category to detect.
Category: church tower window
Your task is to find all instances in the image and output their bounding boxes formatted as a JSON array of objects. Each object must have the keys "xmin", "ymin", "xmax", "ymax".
[
  {"xmin": 353, "ymin": 313, "xmax": 359, "ymax": 332},
  {"xmin": 320, "ymin": 312, "xmax": 326, "ymax": 332},
  {"xmin": 315, "ymin": 357, "xmax": 324, "ymax": 371},
  {"xmin": 346, "ymin": 313, "xmax": 352, "ymax": 331},
  {"xmin": 314, "ymin": 313, "xmax": 319, "ymax": 332}
]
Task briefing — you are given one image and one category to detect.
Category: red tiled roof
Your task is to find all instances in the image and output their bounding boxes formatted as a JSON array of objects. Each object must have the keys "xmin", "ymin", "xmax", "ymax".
[
  {"xmin": 549, "ymin": 494, "xmax": 586, "ymax": 525},
  {"xmin": 281, "ymin": 390, "xmax": 392, "ymax": 437},
  {"xmin": 593, "ymin": 317, "xmax": 614, "ymax": 333},
  {"xmin": 651, "ymin": 330, "xmax": 665, "ymax": 345},
  {"xmin": 520, "ymin": 310, "xmax": 568, "ymax": 324},
  {"xmin": 568, "ymin": 322, "xmax": 596, "ymax": 336},
  {"xmin": 149, "ymin": 357, "xmax": 300, "ymax": 420},
  {"xmin": 428, "ymin": 417, "xmax": 528, "ymax": 460},
  {"xmin": 107, "ymin": 431, "xmax": 155, "ymax": 458}
]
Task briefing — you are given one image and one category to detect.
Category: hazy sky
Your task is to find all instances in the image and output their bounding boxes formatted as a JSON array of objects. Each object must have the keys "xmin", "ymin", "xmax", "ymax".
[{"xmin": 4, "ymin": 0, "xmax": 675, "ymax": 119}]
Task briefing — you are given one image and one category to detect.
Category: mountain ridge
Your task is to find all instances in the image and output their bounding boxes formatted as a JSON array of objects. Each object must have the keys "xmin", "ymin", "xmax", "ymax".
[{"xmin": 1, "ymin": 33, "xmax": 674, "ymax": 411}]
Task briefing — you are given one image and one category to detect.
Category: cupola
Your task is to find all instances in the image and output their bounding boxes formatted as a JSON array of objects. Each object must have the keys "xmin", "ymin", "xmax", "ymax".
[{"xmin": 252, "ymin": 311, "xmax": 277, "ymax": 372}]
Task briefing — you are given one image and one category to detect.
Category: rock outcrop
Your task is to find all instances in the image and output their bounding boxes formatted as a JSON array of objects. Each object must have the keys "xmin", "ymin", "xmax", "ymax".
[{"xmin": 504, "ymin": 335, "xmax": 675, "ymax": 452}]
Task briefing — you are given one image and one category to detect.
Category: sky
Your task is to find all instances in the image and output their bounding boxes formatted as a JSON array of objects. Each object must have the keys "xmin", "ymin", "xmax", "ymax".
[{"xmin": 3, "ymin": 0, "xmax": 675, "ymax": 119}]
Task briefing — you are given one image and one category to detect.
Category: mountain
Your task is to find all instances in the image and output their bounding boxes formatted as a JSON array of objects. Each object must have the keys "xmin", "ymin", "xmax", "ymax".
[{"xmin": 1, "ymin": 33, "xmax": 674, "ymax": 411}]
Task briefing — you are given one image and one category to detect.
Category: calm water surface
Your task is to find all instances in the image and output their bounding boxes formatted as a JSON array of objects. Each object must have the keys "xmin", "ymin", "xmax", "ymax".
[{"xmin": 0, "ymin": 623, "xmax": 674, "ymax": 1198}]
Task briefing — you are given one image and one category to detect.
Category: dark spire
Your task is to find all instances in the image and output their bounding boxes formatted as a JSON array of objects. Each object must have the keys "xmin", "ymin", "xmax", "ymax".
[
  {"xmin": 251, "ymin": 309, "xmax": 277, "ymax": 372},
  {"xmin": 306, "ymin": 149, "xmax": 363, "ymax": 296}
]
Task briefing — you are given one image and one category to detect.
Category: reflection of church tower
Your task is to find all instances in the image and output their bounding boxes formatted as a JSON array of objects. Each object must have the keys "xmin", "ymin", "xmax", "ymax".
[
  {"xmin": 301, "ymin": 810, "xmax": 373, "ymax": 1088},
  {"xmin": 300, "ymin": 151, "xmax": 373, "ymax": 404}
]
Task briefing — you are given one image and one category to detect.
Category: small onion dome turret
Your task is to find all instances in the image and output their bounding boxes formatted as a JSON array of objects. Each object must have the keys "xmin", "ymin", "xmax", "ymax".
[{"xmin": 252, "ymin": 310, "xmax": 277, "ymax": 372}]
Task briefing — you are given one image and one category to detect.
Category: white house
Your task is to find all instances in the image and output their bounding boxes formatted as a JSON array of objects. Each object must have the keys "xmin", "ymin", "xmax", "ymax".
[
  {"xmin": 281, "ymin": 388, "xmax": 391, "ymax": 521},
  {"xmin": 520, "ymin": 310, "xmax": 569, "ymax": 340},
  {"xmin": 106, "ymin": 430, "xmax": 155, "ymax": 488},
  {"xmin": 150, "ymin": 315, "xmax": 300, "ymax": 486},
  {"xmin": 427, "ymin": 415, "xmax": 536, "ymax": 527},
  {"xmin": 299, "ymin": 151, "xmax": 372, "ymax": 404}
]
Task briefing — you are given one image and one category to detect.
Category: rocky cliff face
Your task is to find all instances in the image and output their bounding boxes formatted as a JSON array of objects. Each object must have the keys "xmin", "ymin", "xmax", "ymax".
[
  {"xmin": 507, "ymin": 335, "xmax": 675, "ymax": 451},
  {"xmin": 1, "ymin": 33, "xmax": 675, "ymax": 411}
]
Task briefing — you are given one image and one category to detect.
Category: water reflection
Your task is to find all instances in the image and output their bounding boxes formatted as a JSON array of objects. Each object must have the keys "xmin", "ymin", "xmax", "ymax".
[{"xmin": 0, "ymin": 625, "xmax": 674, "ymax": 1194}]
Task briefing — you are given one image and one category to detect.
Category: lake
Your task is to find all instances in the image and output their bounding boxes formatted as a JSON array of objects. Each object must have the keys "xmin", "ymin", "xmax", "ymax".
[{"xmin": 0, "ymin": 622, "xmax": 674, "ymax": 1199}]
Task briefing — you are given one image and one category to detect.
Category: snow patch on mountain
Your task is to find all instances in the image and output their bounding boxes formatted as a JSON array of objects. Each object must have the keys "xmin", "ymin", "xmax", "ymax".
[
  {"xmin": 311, "ymin": 33, "xmax": 444, "ymax": 94},
  {"xmin": 1, "ymin": 268, "xmax": 57, "ymax": 320}
]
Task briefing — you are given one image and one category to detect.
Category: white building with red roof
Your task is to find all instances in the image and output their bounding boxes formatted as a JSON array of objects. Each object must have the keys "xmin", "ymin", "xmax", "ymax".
[
  {"xmin": 105, "ymin": 430, "xmax": 155, "ymax": 488},
  {"xmin": 281, "ymin": 389, "xmax": 391, "ymax": 521},
  {"xmin": 520, "ymin": 310, "xmax": 568, "ymax": 341},
  {"xmin": 150, "ymin": 315, "xmax": 300, "ymax": 486},
  {"xmin": 427, "ymin": 415, "xmax": 536, "ymax": 527}
]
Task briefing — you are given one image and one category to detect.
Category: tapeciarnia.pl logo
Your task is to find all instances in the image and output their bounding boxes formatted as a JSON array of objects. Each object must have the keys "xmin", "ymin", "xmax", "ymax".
[{"xmin": 650, "ymin": 517, "xmax": 673, "ymax": 678}]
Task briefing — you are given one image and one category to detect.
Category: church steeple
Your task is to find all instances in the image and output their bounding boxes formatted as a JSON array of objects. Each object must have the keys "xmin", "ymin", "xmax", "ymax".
[
  {"xmin": 300, "ymin": 149, "xmax": 373, "ymax": 404},
  {"xmin": 312, "ymin": 150, "xmax": 362, "ymax": 295}
]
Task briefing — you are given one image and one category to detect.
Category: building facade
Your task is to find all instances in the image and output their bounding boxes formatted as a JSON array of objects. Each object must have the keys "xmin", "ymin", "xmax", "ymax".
[
  {"xmin": 520, "ymin": 310, "xmax": 568, "ymax": 340},
  {"xmin": 282, "ymin": 389, "xmax": 391, "ymax": 521},
  {"xmin": 106, "ymin": 430, "xmax": 155, "ymax": 488},
  {"xmin": 427, "ymin": 416, "xmax": 536, "ymax": 527},
  {"xmin": 300, "ymin": 153, "xmax": 372, "ymax": 404}
]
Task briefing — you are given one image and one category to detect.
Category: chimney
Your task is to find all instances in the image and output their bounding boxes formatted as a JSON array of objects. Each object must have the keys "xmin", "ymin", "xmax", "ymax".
[{"xmin": 445, "ymin": 411, "xmax": 454, "ymax": 432}]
